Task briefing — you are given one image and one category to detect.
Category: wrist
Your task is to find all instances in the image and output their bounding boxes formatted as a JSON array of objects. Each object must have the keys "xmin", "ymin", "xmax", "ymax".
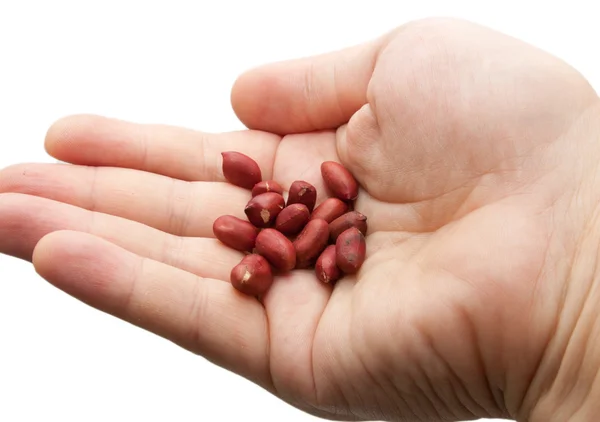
[
  {"xmin": 527, "ymin": 236, "xmax": 600, "ymax": 421},
  {"xmin": 522, "ymin": 101, "xmax": 600, "ymax": 422}
]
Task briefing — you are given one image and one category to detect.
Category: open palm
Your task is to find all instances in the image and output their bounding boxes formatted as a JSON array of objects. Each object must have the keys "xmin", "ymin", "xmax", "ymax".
[{"xmin": 1, "ymin": 18, "xmax": 600, "ymax": 422}]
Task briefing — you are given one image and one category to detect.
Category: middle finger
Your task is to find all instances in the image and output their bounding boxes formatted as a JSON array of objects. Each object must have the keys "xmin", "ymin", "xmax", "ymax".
[{"xmin": 0, "ymin": 163, "xmax": 249, "ymax": 237}]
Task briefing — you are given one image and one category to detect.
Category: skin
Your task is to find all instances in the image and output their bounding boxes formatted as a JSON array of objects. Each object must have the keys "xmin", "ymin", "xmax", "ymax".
[{"xmin": 0, "ymin": 17, "xmax": 599, "ymax": 421}]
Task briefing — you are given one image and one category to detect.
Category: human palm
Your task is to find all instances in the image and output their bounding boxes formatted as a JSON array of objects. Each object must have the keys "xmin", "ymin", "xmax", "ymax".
[{"xmin": 1, "ymin": 18, "xmax": 600, "ymax": 422}]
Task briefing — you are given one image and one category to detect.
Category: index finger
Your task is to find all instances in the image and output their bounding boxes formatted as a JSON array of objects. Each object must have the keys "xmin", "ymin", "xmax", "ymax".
[{"xmin": 44, "ymin": 114, "xmax": 281, "ymax": 182}]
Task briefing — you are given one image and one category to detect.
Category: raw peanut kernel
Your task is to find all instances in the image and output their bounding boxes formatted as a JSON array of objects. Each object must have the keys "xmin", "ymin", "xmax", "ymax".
[
  {"xmin": 329, "ymin": 211, "xmax": 368, "ymax": 242},
  {"xmin": 221, "ymin": 151, "xmax": 262, "ymax": 190},
  {"xmin": 293, "ymin": 218, "xmax": 330, "ymax": 269},
  {"xmin": 255, "ymin": 229, "xmax": 296, "ymax": 272},
  {"xmin": 244, "ymin": 192, "xmax": 285, "ymax": 228},
  {"xmin": 315, "ymin": 245, "xmax": 341, "ymax": 283},
  {"xmin": 310, "ymin": 198, "xmax": 349, "ymax": 223},
  {"xmin": 321, "ymin": 161, "xmax": 358, "ymax": 201},
  {"xmin": 287, "ymin": 180, "xmax": 317, "ymax": 212},
  {"xmin": 230, "ymin": 254, "xmax": 273, "ymax": 296},
  {"xmin": 212, "ymin": 215, "xmax": 259, "ymax": 252},
  {"xmin": 252, "ymin": 180, "xmax": 284, "ymax": 197},
  {"xmin": 275, "ymin": 203, "xmax": 310, "ymax": 236},
  {"xmin": 336, "ymin": 227, "xmax": 366, "ymax": 274}
]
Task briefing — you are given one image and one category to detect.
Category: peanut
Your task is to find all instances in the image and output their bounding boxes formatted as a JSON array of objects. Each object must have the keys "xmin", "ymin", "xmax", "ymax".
[
  {"xmin": 287, "ymin": 180, "xmax": 317, "ymax": 212},
  {"xmin": 221, "ymin": 151, "xmax": 262, "ymax": 190},
  {"xmin": 310, "ymin": 198, "xmax": 349, "ymax": 223},
  {"xmin": 230, "ymin": 254, "xmax": 273, "ymax": 296},
  {"xmin": 315, "ymin": 245, "xmax": 341, "ymax": 284},
  {"xmin": 244, "ymin": 192, "xmax": 285, "ymax": 228},
  {"xmin": 212, "ymin": 215, "xmax": 259, "ymax": 252},
  {"xmin": 252, "ymin": 180, "xmax": 284, "ymax": 197},
  {"xmin": 321, "ymin": 161, "xmax": 358, "ymax": 201},
  {"xmin": 335, "ymin": 227, "xmax": 366, "ymax": 274},
  {"xmin": 329, "ymin": 211, "xmax": 368, "ymax": 242},
  {"xmin": 275, "ymin": 203, "xmax": 310, "ymax": 236},
  {"xmin": 218, "ymin": 151, "xmax": 367, "ymax": 295},
  {"xmin": 293, "ymin": 218, "xmax": 329, "ymax": 268},
  {"xmin": 255, "ymin": 228, "xmax": 296, "ymax": 271}
]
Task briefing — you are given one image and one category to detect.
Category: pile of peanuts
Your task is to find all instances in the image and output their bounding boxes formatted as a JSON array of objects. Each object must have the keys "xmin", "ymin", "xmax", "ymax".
[{"xmin": 213, "ymin": 151, "xmax": 367, "ymax": 296}]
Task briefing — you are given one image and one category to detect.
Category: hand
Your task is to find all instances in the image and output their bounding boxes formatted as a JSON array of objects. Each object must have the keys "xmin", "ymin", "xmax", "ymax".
[{"xmin": 1, "ymin": 17, "xmax": 600, "ymax": 421}]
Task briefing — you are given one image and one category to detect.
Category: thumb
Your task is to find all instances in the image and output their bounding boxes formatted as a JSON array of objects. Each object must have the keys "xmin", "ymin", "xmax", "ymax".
[{"xmin": 230, "ymin": 34, "xmax": 389, "ymax": 135}]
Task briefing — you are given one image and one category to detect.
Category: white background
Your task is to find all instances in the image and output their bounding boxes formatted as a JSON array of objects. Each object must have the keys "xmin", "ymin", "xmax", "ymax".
[{"xmin": 0, "ymin": 1, "xmax": 598, "ymax": 421}]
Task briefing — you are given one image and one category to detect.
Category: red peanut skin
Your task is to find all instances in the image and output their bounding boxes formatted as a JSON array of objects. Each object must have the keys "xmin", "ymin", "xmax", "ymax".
[
  {"xmin": 335, "ymin": 227, "xmax": 366, "ymax": 274},
  {"xmin": 315, "ymin": 245, "xmax": 341, "ymax": 283},
  {"xmin": 275, "ymin": 203, "xmax": 310, "ymax": 236},
  {"xmin": 293, "ymin": 218, "xmax": 330, "ymax": 268},
  {"xmin": 255, "ymin": 229, "xmax": 296, "ymax": 272},
  {"xmin": 212, "ymin": 215, "xmax": 259, "ymax": 252},
  {"xmin": 244, "ymin": 192, "xmax": 285, "ymax": 228},
  {"xmin": 252, "ymin": 180, "xmax": 284, "ymax": 197},
  {"xmin": 310, "ymin": 198, "xmax": 349, "ymax": 223},
  {"xmin": 221, "ymin": 151, "xmax": 262, "ymax": 190},
  {"xmin": 321, "ymin": 161, "xmax": 358, "ymax": 201},
  {"xmin": 230, "ymin": 254, "xmax": 273, "ymax": 296},
  {"xmin": 329, "ymin": 211, "xmax": 368, "ymax": 242},
  {"xmin": 287, "ymin": 180, "xmax": 317, "ymax": 212}
]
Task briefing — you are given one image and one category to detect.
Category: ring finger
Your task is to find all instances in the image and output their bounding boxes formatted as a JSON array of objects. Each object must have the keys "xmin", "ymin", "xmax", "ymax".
[{"xmin": 0, "ymin": 193, "xmax": 241, "ymax": 281}]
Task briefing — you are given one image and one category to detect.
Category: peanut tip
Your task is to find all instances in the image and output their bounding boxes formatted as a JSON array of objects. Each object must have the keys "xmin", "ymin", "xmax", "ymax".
[
  {"xmin": 260, "ymin": 209, "xmax": 270, "ymax": 223},
  {"xmin": 242, "ymin": 269, "xmax": 251, "ymax": 283}
]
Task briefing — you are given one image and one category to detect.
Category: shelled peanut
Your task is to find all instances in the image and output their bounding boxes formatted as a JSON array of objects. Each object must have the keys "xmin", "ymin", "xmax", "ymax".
[{"xmin": 214, "ymin": 151, "xmax": 368, "ymax": 296}]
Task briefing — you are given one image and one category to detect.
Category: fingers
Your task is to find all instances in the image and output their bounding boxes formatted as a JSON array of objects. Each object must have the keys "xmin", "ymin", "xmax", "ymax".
[
  {"xmin": 0, "ymin": 193, "xmax": 240, "ymax": 281},
  {"xmin": 45, "ymin": 114, "xmax": 280, "ymax": 182},
  {"xmin": 32, "ymin": 230, "xmax": 272, "ymax": 389},
  {"xmin": 0, "ymin": 163, "xmax": 248, "ymax": 237},
  {"xmin": 231, "ymin": 36, "xmax": 389, "ymax": 134}
]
